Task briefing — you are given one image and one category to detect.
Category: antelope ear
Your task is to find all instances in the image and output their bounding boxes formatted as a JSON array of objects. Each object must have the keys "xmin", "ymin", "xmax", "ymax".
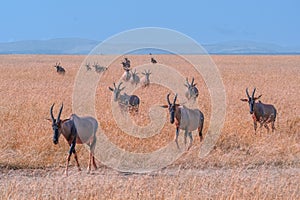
[
  {"xmin": 45, "ymin": 118, "xmax": 52, "ymax": 122},
  {"xmin": 120, "ymin": 87, "xmax": 125, "ymax": 91},
  {"xmin": 184, "ymin": 84, "xmax": 188, "ymax": 87},
  {"xmin": 255, "ymin": 94, "xmax": 262, "ymax": 100},
  {"xmin": 240, "ymin": 98, "xmax": 248, "ymax": 102},
  {"xmin": 160, "ymin": 105, "xmax": 168, "ymax": 108},
  {"xmin": 108, "ymin": 87, "xmax": 114, "ymax": 91}
]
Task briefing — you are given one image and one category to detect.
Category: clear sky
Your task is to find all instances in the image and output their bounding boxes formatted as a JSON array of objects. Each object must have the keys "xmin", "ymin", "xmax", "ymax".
[{"xmin": 0, "ymin": 0, "xmax": 299, "ymax": 46}]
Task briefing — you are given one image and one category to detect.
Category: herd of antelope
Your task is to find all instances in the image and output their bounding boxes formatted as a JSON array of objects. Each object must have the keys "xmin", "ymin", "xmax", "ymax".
[{"xmin": 49, "ymin": 57, "xmax": 277, "ymax": 175}]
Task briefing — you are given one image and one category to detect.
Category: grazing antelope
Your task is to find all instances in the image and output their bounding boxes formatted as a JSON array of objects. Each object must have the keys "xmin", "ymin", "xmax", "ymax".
[
  {"xmin": 93, "ymin": 62, "xmax": 107, "ymax": 73},
  {"xmin": 122, "ymin": 66, "xmax": 131, "ymax": 82},
  {"xmin": 141, "ymin": 69, "xmax": 151, "ymax": 87},
  {"xmin": 184, "ymin": 77, "xmax": 199, "ymax": 101},
  {"xmin": 49, "ymin": 103, "xmax": 98, "ymax": 176},
  {"xmin": 151, "ymin": 57, "xmax": 157, "ymax": 64},
  {"xmin": 240, "ymin": 88, "xmax": 277, "ymax": 133},
  {"xmin": 109, "ymin": 82, "xmax": 140, "ymax": 112},
  {"xmin": 161, "ymin": 93, "xmax": 204, "ymax": 150},
  {"xmin": 54, "ymin": 62, "xmax": 66, "ymax": 75},
  {"xmin": 131, "ymin": 69, "xmax": 140, "ymax": 86},
  {"xmin": 121, "ymin": 57, "xmax": 131, "ymax": 68}
]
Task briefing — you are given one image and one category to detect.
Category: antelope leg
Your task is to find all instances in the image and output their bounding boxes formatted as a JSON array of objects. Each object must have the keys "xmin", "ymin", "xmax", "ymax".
[
  {"xmin": 187, "ymin": 132, "xmax": 193, "ymax": 151},
  {"xmin": 175, "ymin": 127, "xmax": 180, "ymax": 149}
]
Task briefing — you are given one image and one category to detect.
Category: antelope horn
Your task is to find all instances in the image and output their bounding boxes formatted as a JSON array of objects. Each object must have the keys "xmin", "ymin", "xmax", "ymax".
[
  {"xmin": 173, "ymin": 93, "xmax": 178, "ymax": 104},
  {"xmin": 191, "ymin": 77, "xmax": 194, "ymax": 85},
  {"xmin": 57, "ymin": 103, "xmax": 63, "ymax": 122},
  {"xmin": 252, "ymin": 88, "xmax": 256, "ymax": 98},
  {"xmin": 246, "ymin": 88, "xmax": 250, "ymax": 99},
  {"xmin": 118, "ymin": 82, "xmax": 123, "ymax": 89},
  {"xmin": 113, "ymin": 82, "xmax": 116, "ymax": 89},
  {"xmin": 50, "ymin": 103, "xmax": 55, "ymax": 122},
  {"xmin": 167, "ymin": 93, "xmax": 171, "ymax": 106}
]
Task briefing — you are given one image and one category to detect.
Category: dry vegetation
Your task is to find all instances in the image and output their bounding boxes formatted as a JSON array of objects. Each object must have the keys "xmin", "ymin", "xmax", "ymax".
[{"xmin": 0, "ymin": 55, "xmax": 299, "ymax": 199}]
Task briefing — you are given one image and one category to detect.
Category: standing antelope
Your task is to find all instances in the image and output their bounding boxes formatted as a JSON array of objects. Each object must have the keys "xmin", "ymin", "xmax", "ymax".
[
  {"xmin": 122, "ymin": 66, "xmax": 131, "ymax": 82},
  {"xmin": 131, "ymin": 69, "xmax": 140, "ymax": 86},
  {"xmin": 54, "ymin": 62, "xmax": 66, "ymax": 75},
  {"xmin": 93, "ymin": 62, "xmax": 107, "ymax": 73},
  {"xmin": 141, "ymin": 69, "xmax": 151, "ymax": 87},
  {"xmin": 121, "ymin": 57, "xmax": 131, "ymax": 68},
  {"xmin": 109, "ymin": 82, "xmax": 140, "ymax": 112},
  {"xmin": 161, "ymin": 93, "xmax": 204, "ymax": 150},
  {"xmin": 85, "ymin": 63, "xmax": 92, "ymax": 71},
  {"xmin": 240, "ymin": 88, "xmax": 277, "ymax": 133},
  {"xmin": 49, "ymin": 103, "xmax": 98, "ymax": 176},
  {"xmin": 184, "ymin": 77, "xmax": 199, "ymax": 101}
]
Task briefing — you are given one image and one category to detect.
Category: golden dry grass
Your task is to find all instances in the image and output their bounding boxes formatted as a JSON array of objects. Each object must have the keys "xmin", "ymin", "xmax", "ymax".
[{"xmin": 0, "ymin": 55, "xmax": 299, "ymax": 199}]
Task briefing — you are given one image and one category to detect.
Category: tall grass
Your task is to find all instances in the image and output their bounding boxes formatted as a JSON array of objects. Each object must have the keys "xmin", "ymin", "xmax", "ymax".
[{"xmin": 0, "ymin": 55, "xmax": 299, "ymax": 199}]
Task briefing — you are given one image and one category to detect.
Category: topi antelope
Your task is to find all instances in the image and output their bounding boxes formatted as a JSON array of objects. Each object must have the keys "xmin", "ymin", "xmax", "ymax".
[
  {"xmin": 184, "ymin": 77, "xmax": 199, "ymax": 101},
  {"xmin": 49, "ymin": 103, "xmax": 98, "ymax": 176},
  {"xmin": 141, "ymin": 69, "xmax": 151, "ymax": 87},
  {"xmin": 93, "ymin": 62, "xmax": 107, "ymax": 73},
  {"xmin": 109, "ymin": 82, "xmax": 140, "ymax": 112},
  {"xmin": 131, "ymin": 69, "xmax": 140, "ymax": 86},
  {"xmin": 121, "ymin": 57, "xmax": 131, "ymax": 68},
  {"xmin": 54, "ymin": 62, "xmax": 65, "ymax": 75},
  {"xmin": 122, "ymin": 66, "xmax": 131, "ymax": 82},
  {"xmin": 161, "ymin": 93, "xmax": 204, "ymax": 150},
  {"xmin": 151, "ymin": 57, "xmax": 157, "ymax": 64},
  {"xmin": 85, "ymin": 63, "xmax": 92, "ymax": 71},
  {"xmin": 240, "ymin": 88, "xmax": 277, "ymax": 133}
]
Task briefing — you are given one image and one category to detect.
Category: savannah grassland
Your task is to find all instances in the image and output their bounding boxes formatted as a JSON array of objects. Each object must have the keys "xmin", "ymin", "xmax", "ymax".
[{"xmin": 0, "ymin": 55, "xmax": 299, "ymax": 199}]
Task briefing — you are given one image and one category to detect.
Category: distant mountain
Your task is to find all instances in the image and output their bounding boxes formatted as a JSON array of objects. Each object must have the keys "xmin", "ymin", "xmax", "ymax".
[
  {"xmin": 0, "ymin": 38, "xmax": 98, "ymax": 54},
  {"xmin": 203, "ymin": 41, "xmax": 300, "ymax": 55},
  {"xmin": 0, "ymin": 38, "xmax": 299, "ymax": 55}
]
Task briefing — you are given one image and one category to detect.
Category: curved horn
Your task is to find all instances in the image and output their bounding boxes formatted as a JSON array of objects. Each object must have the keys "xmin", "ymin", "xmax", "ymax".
[
  {"xmin": 173, "ymin": 94, "xmax": 178, "ymax": 104},
  {"xmin": 252, "ymin": 88, "xmax": 256, "ymax": 98},
  {"xmin": 246, "ymin": 88, "xmax": 250, "ymax": 99},
  {"xmin": 50, "ymin": 103, "xmax": 55, "ymax": 122},
  {"xmin": 118, "ymin": 82, "xmax": 123, "ymax": 89},
  {"xmin": 57, "ymin": 103, "xmax": 63, "ymax": 122},
  {"xmin": 167, "ymin": 93, "xmax": 171, "ymax": 105}
]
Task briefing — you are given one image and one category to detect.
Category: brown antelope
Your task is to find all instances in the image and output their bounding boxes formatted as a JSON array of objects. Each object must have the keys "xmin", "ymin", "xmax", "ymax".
[
  {"xmin": 141, "ymin": 69, "xmax": 151, "ymax": 87},
  {"xmin": 109, "ymin": 82, "xmax": 140, "ymax": 112},
  {"xmin": 54, "ymin": 62, "xmax": 65, "ymax": 75},
  {"xmin": 151, "ymin": 57, "xmax": 157, "ymax": 64},
  {"xmin": 121, "ymin": 57, "xmax": 131, "ymax": 68},
  {"xmin": 184, "ymin": 77, "xmax": 199, "ymax": 101},
  {"xmin": 93, "ymin": 62, "xmax": 107, "ymax": 73},
  {"xmin": 85, "ymin": 63, "xmax": 92, "ymax": 71},
  {"xmin": 49, "ymin": 103, "xmax": 98, "ymax": 176},
  {"xmin": 240, "ymin": 88, "xmax": 277, "ymax": 133},
  {"xmin": 161, "ymin": 93, "xmax": 204, "ymax": 150},
  {"xmin": 122, "ymin": 66, "xmax": 131, "ymax": 82},
  {"xmin": 131, "ymin": 69, "xmax": 140, "ymax": 86}
]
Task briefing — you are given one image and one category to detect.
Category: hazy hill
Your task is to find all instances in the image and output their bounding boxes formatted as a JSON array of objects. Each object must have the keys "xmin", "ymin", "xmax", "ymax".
[{"xmin": 0, "ymin": 38, "xmax": 299, "ymax": 54}]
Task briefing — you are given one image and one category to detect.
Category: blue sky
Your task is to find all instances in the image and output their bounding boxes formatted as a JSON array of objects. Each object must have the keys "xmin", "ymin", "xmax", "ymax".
[{"xmin": 0, "ymin": 0, "xmax": 299, "ymax": 46}]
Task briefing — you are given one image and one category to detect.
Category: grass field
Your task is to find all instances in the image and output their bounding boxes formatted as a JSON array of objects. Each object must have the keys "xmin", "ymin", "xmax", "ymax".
[{"xmin": 0, "ymin": 55, "xmax": 299, "ymax": 199}]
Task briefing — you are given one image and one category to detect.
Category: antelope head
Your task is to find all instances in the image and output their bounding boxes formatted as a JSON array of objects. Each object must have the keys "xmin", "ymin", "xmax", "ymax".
[
  {"xmin": 142, "ymin": 69, "xmax": 151, "ymax": 78},
  {"xmin": 184, "ymin": 77, "xmax": 196, "ymax": 89},
  {"xmin": 161, "ymin": 93, "xmax": 179, "ymax": 124},
  {"xmin": 109, "ymin": 82, "xmax": 125, "ymax": 102},
  {"xmin": 240, "ymin": 88, "xmax": 262, "ymax": 114},
  {"xmin": 50, "ymin": 103, "xmax": 63, "ymax": 145}
]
